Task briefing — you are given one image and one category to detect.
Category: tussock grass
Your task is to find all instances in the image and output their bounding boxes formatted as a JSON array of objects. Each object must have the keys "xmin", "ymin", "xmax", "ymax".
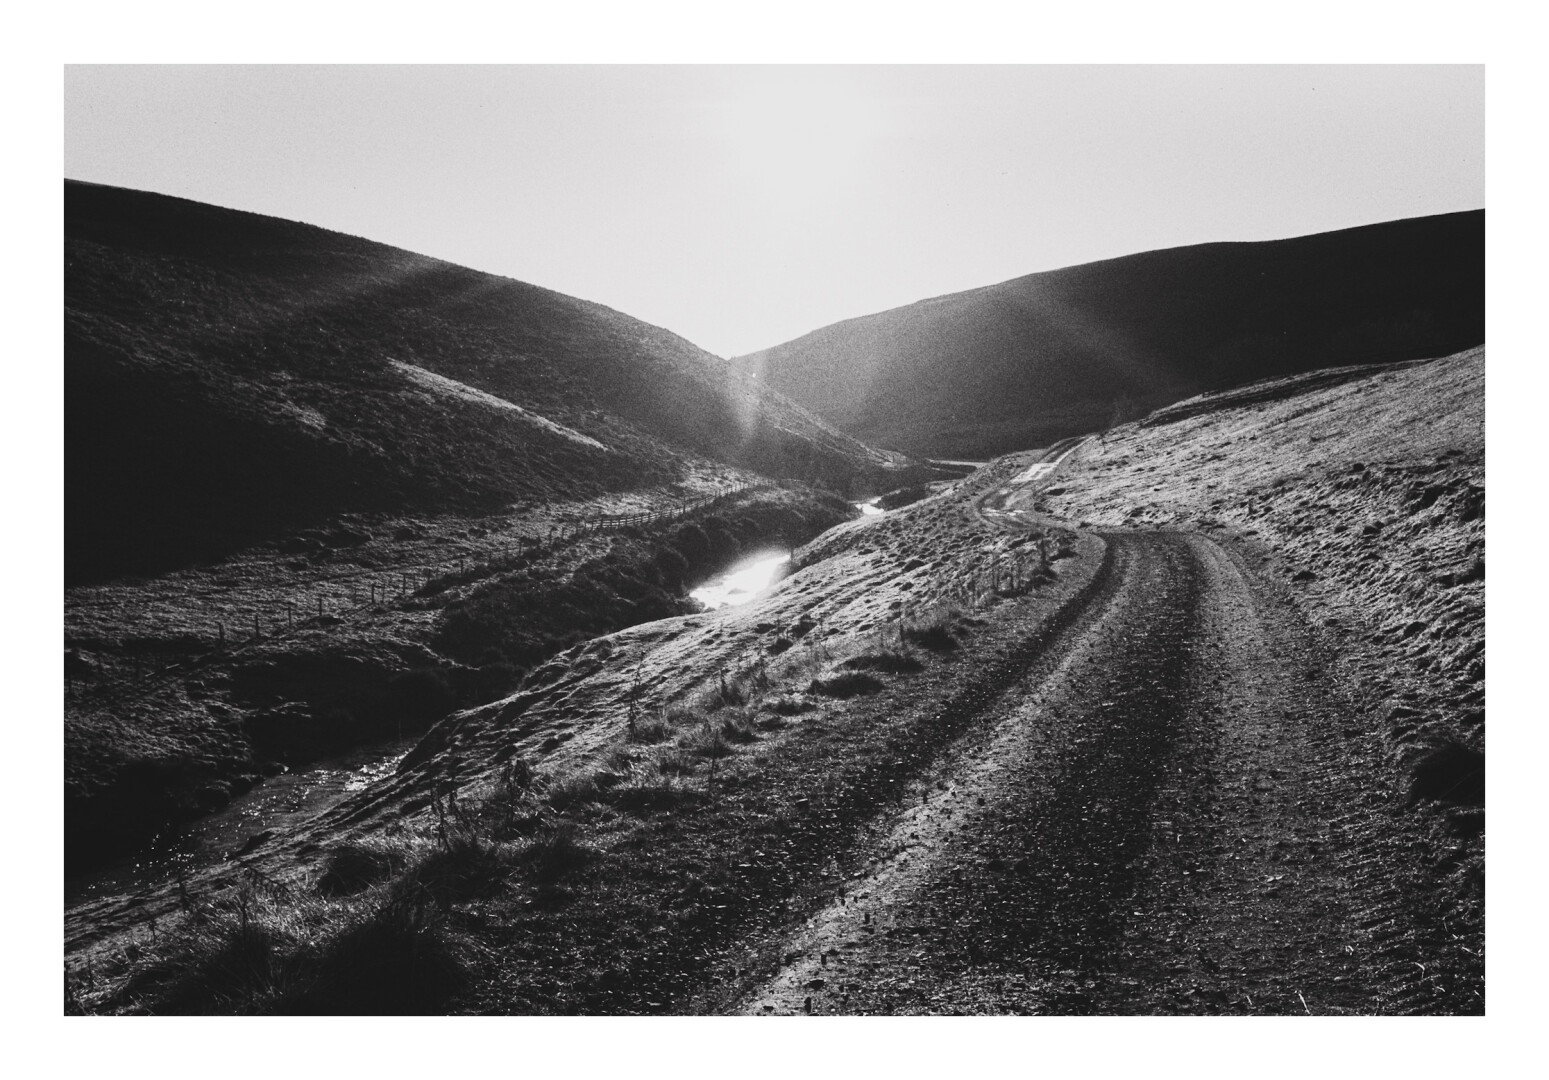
[
  {"xmin": 718, "ymin": 710, "xmax": 760, "ymax": 744},
  {"xmin": 678, "ymin": 722, "xmax": 734, "ymax": 759},
  {"xmin": 612, "ymin": 772, "xmax": 700, "ymax": 814},
  {"xmin": 764, "ymin": 692, "xmax": 816, "ymax": 716},
  {"xmin": 91, "ymin": 754, "xmax": 613, "ymax": 1013},
  {"xmin": 902, "ymin": 602, "xmax": 962, "ymax": 652},
  {"xmin": 315, "ymin": 837, "xmax": 411, "ymax": 898},
  {"xmin": 840, "ymin": 646, "xmax": 923, "ymax": 675},
  {"xmin": 628, "ymin": 710, "xmax": 675, "ymax": 744},
  {"xmin": 809, "ymin": 670, "xmax": 886, "ymax": 699},
  {"xmin": 114, "ymin": 860, "xmax": 488, "ymax": 1014},
  {"xmin": 704, "ymin": 676, "xmax": 747, "ymax": 710},
  {"xmin": 517, "ymin": 822, "xmax": 596, "ymax": 884},
  {"xmin": 398, "ymin": 831, "xmax": 518, "ymax": 908},
  {"xmin": 654, "ymin": 749, "xmax": 702, "ymax": 776},
  {"xmin": 545, "ymin": 772, "xmax": 606, "ymax": 810}
]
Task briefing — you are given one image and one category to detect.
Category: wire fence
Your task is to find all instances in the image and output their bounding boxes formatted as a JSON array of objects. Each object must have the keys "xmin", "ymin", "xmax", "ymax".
[
  {"xmin": 66, "ymin": 475, "xmax": 1061, "ymax": 716},
  {"xmin": 65, "ymin": 480, "xmax": 771, "ymax": 709},
  {"xmin": 924, "ymin": 534, "xmax": 1064, "ymax": 612}
]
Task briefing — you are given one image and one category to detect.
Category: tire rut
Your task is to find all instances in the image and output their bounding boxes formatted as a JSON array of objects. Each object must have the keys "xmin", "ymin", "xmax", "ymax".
[
  {"xmin": 736, "ymin": 532, "xmax": 1202, "ymax": 1013},
  {"xmin": 735, "ymin": 529, "xmax": 1476, "ymax": 1015}
]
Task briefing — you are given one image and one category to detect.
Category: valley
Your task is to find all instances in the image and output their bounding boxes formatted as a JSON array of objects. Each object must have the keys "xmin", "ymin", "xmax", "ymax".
[
  {"xmin": 62, "ymin": 183, "xmax": 1484, "ymax": 1017},
  {"xmin": 65, "ymin": 350, "xmax": 1483, "ymax": 1015}
]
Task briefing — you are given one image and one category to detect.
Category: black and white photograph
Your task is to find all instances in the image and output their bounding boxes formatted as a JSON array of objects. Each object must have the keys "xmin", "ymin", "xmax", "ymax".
[{"xmin": 44, "ymin": 16, "xmax": 1510, "ymax": 1049}]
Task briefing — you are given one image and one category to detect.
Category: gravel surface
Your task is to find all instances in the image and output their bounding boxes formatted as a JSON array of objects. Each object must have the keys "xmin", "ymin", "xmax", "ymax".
[
  {"xmin": 68, "ymin": 395, "xmax": 1483, "ymax": 1014},
  {"xmin": 737, "ymin": 531, "xmax": 1480, "ymax": 1014}
]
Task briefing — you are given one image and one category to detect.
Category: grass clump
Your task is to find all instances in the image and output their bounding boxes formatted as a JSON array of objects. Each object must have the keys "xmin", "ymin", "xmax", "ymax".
[
  {"xmin": 111, "ymin": 867, "xmax": 486, "ymax": 1014},
  {"xmin": 315, "ymin": 838, "xmax": 409, "ymax": 898},
  {"xmin": 654, "ymin": 749, "xmax": 701, "ymax": 776},
  {"xmin": 87, "ymin": 756, "xmax": 614, "ymax": 1014},
  {"xmin": 902, "ymin": 603, "xmax": 962, "ymax": 652},
  {"xmin": 841, "ymin": 646, "xmax": 923, "ymax": 674},
  {"xmin": 629, "ymin": 710, "xmax": 675, "ymax": 744},
  {"xmin": 719, "ymin": 710, "xmax": 759, "ymax": 744},
  {"xmin": 398, "ymin": 830, "xmax": 517, "ymax": 909},
  {"xmin": 809, "ymin": 670, "xmax": 886, "ymax": 699},
  {"xmin": 678, "ymin": 721, "xmax": 734, "ymax": 759},
  {"xmin": 704, "ymin": 670, "xmax": 748, "ymax": 710},
  {"xmin": 611, "ymin": 771, "xmax": 700, "ymax": 814},
  {"xmin": 545, "ymin": 772, "xmax": 607, "ymax": 811},
  {"xmin": 764, "ymin": 692, "xmax": 816, "ymax": 716},
  {"xmin": 517, "ymin": 822, "xmax": 596, "ymax": 884}
]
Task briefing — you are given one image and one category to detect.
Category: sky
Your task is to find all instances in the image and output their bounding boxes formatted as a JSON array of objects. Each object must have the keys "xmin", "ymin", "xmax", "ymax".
[{"xmin": 64, "ymin": 64, "xmax": 1483, "ymax": 358}]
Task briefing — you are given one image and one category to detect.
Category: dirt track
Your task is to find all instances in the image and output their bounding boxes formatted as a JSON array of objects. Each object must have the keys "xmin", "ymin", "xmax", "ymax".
[
  {"xmin": 66, "ymin": 432, "xmax": 1481, "ymax": 1016},
  {"xmin": 734, "ymin": 528, "xmax": 1480, "ymax": 1014}
]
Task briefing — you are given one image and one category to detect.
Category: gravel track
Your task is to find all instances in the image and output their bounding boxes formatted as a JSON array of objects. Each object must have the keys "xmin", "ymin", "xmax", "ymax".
[{"xmin": 736, "ymin": 529, "xmax": 1480, "ymax": 1015}]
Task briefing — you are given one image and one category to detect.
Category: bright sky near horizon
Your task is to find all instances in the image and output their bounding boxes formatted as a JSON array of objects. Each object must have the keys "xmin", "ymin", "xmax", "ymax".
[{"xmin": 64, "ymin": 65, "xmax": 1483, "ymax": 358}]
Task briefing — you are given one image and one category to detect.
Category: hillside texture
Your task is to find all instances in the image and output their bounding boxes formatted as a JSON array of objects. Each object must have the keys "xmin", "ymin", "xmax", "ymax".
[
  {"xmin": 733, "ymin": 212, "xmax": 1483, "ymax": 458},
  {"xmin": 1048, "ymin": 347, "xmax": 1484, "ymax": 771},
  {"xmin": 67, "ymin": 181, "xmax": 887, "ymax": 583},
  {"xmin": 1045, "ymin": 347, "xmax": 1484, "ymax": 946},
  {"xmin": 65, "ymin": 180, "xmax": 906, "ymax": 868},
  {"xmin": 69, "ymin": 351, "xmax": 1484, "ymax": 1014}
]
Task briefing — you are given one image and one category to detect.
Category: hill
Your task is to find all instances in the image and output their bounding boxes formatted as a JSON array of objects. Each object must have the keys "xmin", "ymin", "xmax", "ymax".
[
  {"xmin": 68, "ymin": 349, "xmax": 1484, "ymax": 1015},
  {"xmin": 67, "ymin": 180, "xmax": 889, "ymax": 583},
  {"xmin": 731, "ymin": 212, "xmax": 1484, "ymax": 458}
]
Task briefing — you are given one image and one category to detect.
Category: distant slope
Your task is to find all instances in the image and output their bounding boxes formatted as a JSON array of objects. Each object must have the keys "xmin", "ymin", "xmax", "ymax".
[
  {"xmin": 67, "ymin": 181, "xmax": 886, "ymax": 582},
  {"xmin": 732, "ymin": 212, "xmax": 1484, "ymax": 458}
]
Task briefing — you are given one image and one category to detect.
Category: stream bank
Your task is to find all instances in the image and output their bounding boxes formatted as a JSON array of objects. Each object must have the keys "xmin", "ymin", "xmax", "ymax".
[{"xmin": 66, "ymin": 483, "xmax": 858, "ymax": 891}]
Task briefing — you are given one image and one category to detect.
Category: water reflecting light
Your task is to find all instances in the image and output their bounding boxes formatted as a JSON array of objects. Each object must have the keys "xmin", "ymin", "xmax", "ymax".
[{"xmin": 690, "ymin": 551, "xmax": 792, "ymax": 609}]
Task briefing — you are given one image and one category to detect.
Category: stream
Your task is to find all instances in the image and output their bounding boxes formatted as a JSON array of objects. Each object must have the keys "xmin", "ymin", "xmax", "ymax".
[
  {"xmin": 690, "ymin": 549, "xmax": 792, "ymax": 609},
  {"xmin": 65, "ymin": 734, "xmax": 422, "ymax": 910},
  {"xmin": 69, "ymin": 524, "xmax": 861, "ymax": 909}
]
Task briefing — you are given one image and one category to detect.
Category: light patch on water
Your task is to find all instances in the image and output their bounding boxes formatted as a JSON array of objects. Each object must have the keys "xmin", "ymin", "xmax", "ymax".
[
  {"xmin": 691, "ymin": 551, "xmax": 791, "ymax": 609},
  {"xmin": 856, "ymin": 498, "xmax": 884, "ymax": 516}
]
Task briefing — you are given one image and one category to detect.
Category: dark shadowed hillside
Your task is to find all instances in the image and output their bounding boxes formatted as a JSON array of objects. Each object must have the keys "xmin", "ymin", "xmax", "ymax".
[
  {"xmin": 67, "ymin": 181, "xmax": 888, "ymax": 582},
  {"xmin": 732, "ymin": 212, "xmax": 1483, "ymax": 458}
]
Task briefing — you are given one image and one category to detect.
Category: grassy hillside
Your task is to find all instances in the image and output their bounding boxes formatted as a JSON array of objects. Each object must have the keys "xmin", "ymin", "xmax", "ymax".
[
  {"xmin": 67, "ymin": 181, "xmax": 887, "ymax": 583},
  {"xmin": 732, "ymin": 212, "xmax": 1483, "ymax": 458},
  {"xmin": 1047, "ymin": 346, "xmax": 1484, "ymax": 933}
]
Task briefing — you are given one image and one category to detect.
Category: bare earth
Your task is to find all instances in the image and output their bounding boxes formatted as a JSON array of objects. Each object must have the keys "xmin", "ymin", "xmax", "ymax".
[
  {"xmin": 734, "ymin": 532, "xmax": 1473, "ymax": 1014},
  {"xmin": 68, "ymin": 349, "xmax": 1483, "ymax": 1015}
]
